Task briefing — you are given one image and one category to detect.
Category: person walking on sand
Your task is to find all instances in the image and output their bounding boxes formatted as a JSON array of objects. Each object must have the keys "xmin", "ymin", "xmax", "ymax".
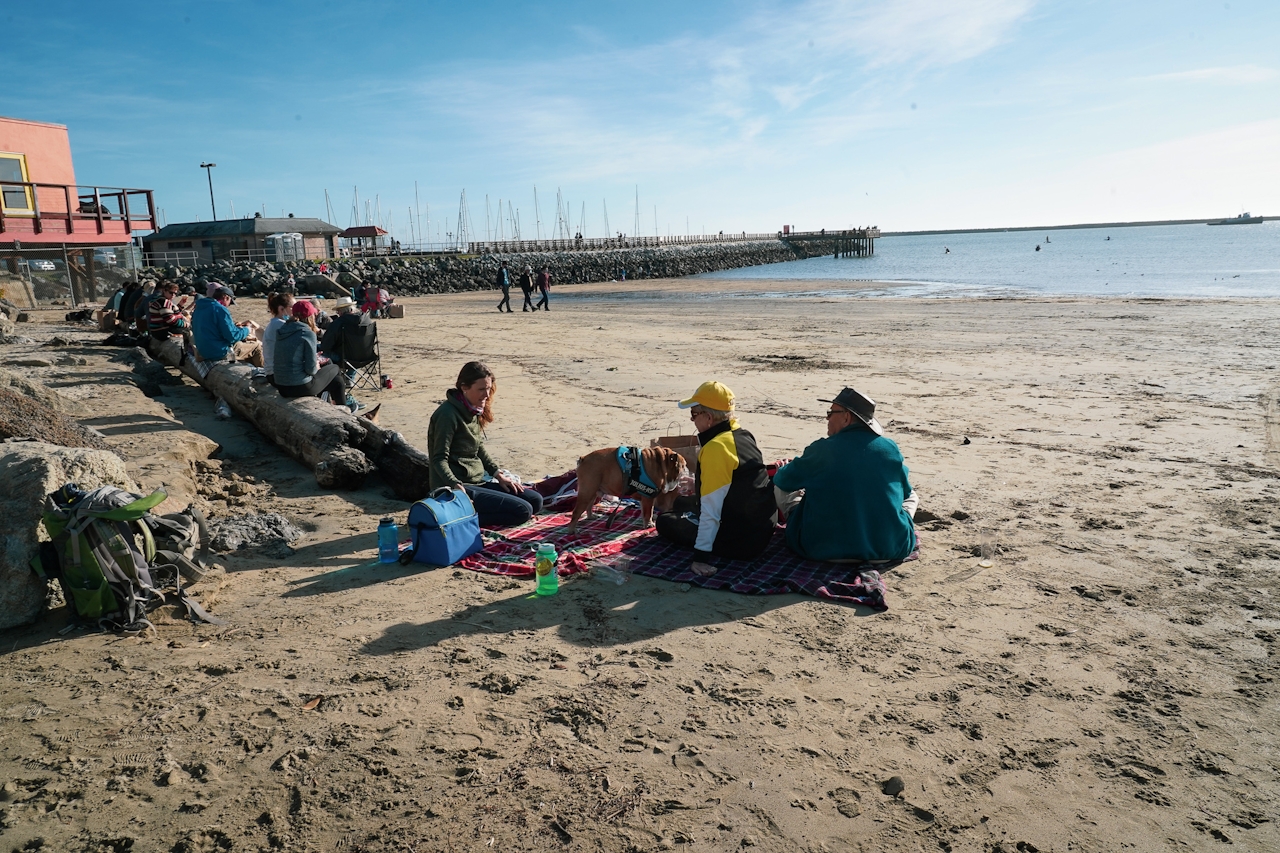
[
  {"xmin": 654, "ymin": 381, "xmax": 778, "ymax": 576},
  {"xmin": 519, "ymin": 265, "xmax": 535, "ymax": 312},
  {"xmin": 495, "ymin": 262, "xmax": 513, "ymax": 313},
  {"xmin": 534, "ymin": 266, "xmax": 551, "ymax": 311},
  {"xmin": 772, "ymin": 387, "xmax": 917, "ymax": 563}
]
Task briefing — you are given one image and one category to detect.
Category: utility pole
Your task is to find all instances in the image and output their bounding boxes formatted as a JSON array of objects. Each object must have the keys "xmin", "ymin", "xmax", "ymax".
[{"xmin": 200, "ymin": 162, "xmax": 217, "ymax": 220}]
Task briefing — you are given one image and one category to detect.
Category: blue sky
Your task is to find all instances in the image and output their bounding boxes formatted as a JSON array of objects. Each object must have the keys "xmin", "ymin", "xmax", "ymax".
[{"xmin": 4, "ymin": 0, "xmax": 1278, "ymax": 237}]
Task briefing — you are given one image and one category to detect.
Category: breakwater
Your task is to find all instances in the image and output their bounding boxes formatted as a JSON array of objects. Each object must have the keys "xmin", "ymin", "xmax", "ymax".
[{"xmin": 136, "ymin": 239, "xmax": 833, "ymax": 297}]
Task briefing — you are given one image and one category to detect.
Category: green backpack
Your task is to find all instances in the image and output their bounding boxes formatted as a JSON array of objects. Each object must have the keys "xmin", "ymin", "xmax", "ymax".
[{"xmin": 33, "ymin": 484, "xmax": 224, "ymax": 633}]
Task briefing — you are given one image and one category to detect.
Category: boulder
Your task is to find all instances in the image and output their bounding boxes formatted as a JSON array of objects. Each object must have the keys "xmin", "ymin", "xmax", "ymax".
[
  {"xmin": 300, "ymin": 274, "xmax": 349, "ymax": 298},
  {"xmin": 0, "ymin": 386, "xmax": 114, "ymax": 451},
  {"xmin": 0, "ymin": 443, "xmax": 135, "ymax": 630},
  {"xmin": 0, "ymin": 367, "xmax": 87, "ymax": 416}
]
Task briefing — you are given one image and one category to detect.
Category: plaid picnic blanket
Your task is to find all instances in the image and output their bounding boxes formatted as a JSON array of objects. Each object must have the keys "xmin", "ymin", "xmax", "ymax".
[{"xmin": 455, "ymin": 500, "xmax": 915, "ymax": 610}]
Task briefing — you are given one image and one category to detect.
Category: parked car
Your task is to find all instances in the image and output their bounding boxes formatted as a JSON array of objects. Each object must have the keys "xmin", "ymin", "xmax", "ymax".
[{"xmin": 30, "ymin": 259, "xmax": 56, "ymax": 271}]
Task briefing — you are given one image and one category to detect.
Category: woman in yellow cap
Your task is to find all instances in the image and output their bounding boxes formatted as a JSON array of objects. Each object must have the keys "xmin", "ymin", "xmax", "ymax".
[{"xmin": 655, "ymin": 380, "xmax": 778, "ymax": 575}]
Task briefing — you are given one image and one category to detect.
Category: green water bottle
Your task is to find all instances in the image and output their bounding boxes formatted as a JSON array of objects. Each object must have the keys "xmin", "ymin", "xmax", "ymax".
[{"xmin": 534, "ymin": 543, "xmax": 559, "ymax": 596}]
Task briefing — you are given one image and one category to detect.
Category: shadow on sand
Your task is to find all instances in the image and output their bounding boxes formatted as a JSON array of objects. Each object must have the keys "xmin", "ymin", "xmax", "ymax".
[{"xmin": 359, "ymin": 571, "xmax": 883, "ymax": 652}]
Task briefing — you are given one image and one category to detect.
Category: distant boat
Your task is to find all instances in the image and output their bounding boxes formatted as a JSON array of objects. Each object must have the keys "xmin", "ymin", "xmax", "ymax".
[{"xmin": 1208, "ymin": 212, "xmax": 1263, "ymax": 225}]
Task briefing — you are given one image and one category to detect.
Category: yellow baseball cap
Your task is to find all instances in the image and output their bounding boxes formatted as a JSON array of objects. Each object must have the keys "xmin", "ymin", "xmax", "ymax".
[{"xmin": 678, "ymin": 380, "xmax": 734, "ymax": 411}]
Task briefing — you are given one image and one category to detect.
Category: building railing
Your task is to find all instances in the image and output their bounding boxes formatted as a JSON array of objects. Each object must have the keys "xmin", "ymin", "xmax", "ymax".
[
  {"xmin": 0, "ymin": 181, "xmax": 157, "ymax": 238},
  {"xmin": 142, "ymin": 250, "xmax": 200, "ymax": 267}
]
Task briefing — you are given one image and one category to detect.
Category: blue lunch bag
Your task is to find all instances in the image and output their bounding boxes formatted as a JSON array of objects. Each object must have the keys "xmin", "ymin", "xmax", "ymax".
[{"xmin": 407, "ymin": 487, "xmax": 484, "ymax": 566}]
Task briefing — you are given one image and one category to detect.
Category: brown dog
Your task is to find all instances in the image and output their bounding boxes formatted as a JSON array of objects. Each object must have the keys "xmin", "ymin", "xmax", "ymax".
[{"xmin": 568, "ymin": 445, "xmax": 687, "ymax": 533}]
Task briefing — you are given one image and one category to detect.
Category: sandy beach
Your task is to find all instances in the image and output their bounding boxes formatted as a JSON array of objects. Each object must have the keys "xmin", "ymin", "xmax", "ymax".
[{"xmin": 2, "ymin": 277, "xmax": 1279, "ymax": 852}]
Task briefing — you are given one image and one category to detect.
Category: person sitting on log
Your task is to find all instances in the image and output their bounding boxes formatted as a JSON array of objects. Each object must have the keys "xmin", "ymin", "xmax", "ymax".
[
  {"xmin": 427, "ymin": 361, "xmax": 544, "ymax": 527},
  {"xmin": 261, "ymin": 291, "xmax": 296, "ymax": 386},
  {"xmin": 147, "ymin": 280, "xmax": 194, "ymax": 359},
  {"xmin": 191, "ymin": 284, "xmax": 263, "ymax": 367},
  {"xmin": 272, "ymin": 300, "xmax": 351, "ymax": 409}
]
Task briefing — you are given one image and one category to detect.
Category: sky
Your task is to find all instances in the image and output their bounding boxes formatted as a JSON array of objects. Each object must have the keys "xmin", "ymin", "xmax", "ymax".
[{"xmin": 3, "ymin": 0, "xmax": 1278, "ymax": 239}]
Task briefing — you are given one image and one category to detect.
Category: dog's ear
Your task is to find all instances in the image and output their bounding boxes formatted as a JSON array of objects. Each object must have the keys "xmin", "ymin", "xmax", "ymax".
[{"xmin": 665, "ymin": 448, "xmax": 682, "ymax": 482}]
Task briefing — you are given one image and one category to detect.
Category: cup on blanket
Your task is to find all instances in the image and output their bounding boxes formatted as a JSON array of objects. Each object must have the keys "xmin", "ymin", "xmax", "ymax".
[{"xmin": 593, "ymin": 556, "xmax": 633, "ymax": 585}]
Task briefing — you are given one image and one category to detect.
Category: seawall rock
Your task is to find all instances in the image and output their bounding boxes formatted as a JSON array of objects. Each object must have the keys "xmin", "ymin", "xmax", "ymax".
[
  {"xmin": 0, "ymin": 443, "xmax": 135, "ymax": 630},
  {"xmin": 137, "ymin": 239, "xmax": 830, "ymax": 299}
]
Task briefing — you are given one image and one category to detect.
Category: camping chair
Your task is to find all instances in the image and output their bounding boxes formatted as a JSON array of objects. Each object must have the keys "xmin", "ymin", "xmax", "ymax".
[{"xmin": 338, "ymin": 319, "xmax": 382, "ymax": 392}]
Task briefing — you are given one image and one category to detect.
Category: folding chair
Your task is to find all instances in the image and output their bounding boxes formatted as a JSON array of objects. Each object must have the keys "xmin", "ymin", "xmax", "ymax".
[{"xmin": 338, "ymin": 319, "xmax": 382, "ymax": 392}]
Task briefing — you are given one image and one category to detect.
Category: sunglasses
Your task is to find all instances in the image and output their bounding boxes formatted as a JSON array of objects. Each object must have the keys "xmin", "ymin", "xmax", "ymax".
[{"xmin": 825, "ymin": 409, "xmax": 848, "ymax": 419}]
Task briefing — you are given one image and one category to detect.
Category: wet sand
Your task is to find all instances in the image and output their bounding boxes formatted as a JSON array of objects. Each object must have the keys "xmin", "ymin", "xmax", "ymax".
[{"xmin": 2, "ymin": 278, "xmax": 1279, "ymax": 851}]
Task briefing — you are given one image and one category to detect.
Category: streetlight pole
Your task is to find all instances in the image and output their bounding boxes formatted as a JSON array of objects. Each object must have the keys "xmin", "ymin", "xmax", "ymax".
[{"xmin": 200, "ymin": 162, "xmax": 217, "ymax": 221}]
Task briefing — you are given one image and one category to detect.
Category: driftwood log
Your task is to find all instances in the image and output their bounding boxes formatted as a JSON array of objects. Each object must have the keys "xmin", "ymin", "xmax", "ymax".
[{"xmin": 146, "ymin": 338, "xmax": 432, "ymax": 499}]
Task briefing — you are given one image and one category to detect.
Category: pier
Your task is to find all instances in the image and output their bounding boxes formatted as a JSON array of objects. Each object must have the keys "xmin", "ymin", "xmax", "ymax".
[
  {"xmin": 781, "ymin": 228, "xmax": 879, "ymax": 258},
  {"xmin": 464, "ymin": 227, "xmax": 878, "ymax": 257}
]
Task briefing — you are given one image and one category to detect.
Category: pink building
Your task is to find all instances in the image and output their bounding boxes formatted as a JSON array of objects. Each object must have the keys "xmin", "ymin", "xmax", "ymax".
[{"xmin": 1, "ymin": 115, "xmax": 156, "ymax": 246}]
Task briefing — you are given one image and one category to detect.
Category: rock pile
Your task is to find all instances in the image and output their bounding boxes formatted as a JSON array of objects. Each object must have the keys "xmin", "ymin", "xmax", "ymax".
[
  {"xmin": 0, "ymin": 386, "xmax": 113, "ymax": 452},
  {"xmin": 134, "ymin": 239, "xmax": 830, "ymax": 299}
]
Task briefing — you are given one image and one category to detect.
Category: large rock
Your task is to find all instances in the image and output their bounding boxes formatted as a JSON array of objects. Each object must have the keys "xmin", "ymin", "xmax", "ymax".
[
  {"xmin": 300, "ymin": 274, "xmax": 349, "ymax": 298},
  {"xmin": 0, "ymin": 367, "xmax": 86, "ymax": 416},
  {"xmin": 0, "ymin": 443, "xmax": 136, "ymax": 630}
]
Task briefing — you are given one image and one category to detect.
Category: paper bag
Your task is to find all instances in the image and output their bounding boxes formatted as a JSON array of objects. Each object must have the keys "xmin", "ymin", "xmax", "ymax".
[{"xmin": 652, "ymin": 426, "xmax": 699, "ymax": 475}]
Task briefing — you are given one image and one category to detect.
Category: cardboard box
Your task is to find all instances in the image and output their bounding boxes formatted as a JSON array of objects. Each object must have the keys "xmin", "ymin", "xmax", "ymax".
[{"xmin": 387, "ymin": 304, "xmax": 405, "ymax": 319}]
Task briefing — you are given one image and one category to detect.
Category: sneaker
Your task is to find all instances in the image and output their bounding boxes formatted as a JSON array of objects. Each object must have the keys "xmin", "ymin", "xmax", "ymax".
[
  {"xmin": 320, "ymin": 391, "xmax": 332, "ymax": 403},
  {"xmin": 345, "ymin": 395, "xmax": 366, "ymax": 412}
]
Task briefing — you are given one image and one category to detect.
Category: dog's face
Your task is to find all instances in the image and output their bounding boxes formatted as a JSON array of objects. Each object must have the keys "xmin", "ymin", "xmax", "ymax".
[{"xmin": 653, "ymin": 446, "xmax": 688, "ymax": 491}]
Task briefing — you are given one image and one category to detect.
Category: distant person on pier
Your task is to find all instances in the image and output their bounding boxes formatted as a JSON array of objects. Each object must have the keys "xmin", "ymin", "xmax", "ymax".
[
  {"xmin": 534, "ymin": 266, "xmax": 551, "ymax": 311},
  {"xmin": 495, "ymin": 262, "xmax": 513, "ymax": 313},
  {"xmin": 519, "ymin": 265, "xmax": 535, "ymax": 312}
]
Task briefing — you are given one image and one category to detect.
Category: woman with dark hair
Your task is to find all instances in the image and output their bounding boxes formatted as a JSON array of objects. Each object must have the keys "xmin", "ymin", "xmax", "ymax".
[
  {"xmin": 261, "ymin": 291, "xmax": 296, "ymax": 386},
  {"xmin": 427, "ymin": 361, "xmax": 544, "ymax": 527},
  {"xmin": 273, "ymin": 301, "xmax": 350, "ymax": 407}
]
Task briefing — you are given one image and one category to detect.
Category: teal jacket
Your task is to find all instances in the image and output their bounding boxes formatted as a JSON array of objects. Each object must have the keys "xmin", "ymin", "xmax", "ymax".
[
  {"xmin": 427, "ymin": 390, "xmax": 499, "ymax": 490},
  {"xmin": 772, "ymin": 425, "xmax": 915, "ymax": 562}
]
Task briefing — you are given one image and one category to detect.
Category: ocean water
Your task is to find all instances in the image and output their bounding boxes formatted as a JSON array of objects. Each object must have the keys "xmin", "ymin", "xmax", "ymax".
[{"xmin": 691, "ymin": 221, "xmax": 1280, "ymax": 299}]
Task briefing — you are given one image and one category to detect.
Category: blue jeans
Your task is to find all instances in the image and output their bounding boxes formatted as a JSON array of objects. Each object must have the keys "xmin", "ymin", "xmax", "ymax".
[{"xmin": 463, "ymin": 482, "xmax": 544, "ymax": 527}]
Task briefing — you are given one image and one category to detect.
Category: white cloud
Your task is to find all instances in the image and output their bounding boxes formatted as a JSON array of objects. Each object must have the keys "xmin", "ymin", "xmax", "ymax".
[
  {"xmin": 406, "ymin": 0, "xmax": 1033, "ymax": 183},
  {"xmin": 1138, "ymin": 65, "xmax": 1279, "ymax": 85}
]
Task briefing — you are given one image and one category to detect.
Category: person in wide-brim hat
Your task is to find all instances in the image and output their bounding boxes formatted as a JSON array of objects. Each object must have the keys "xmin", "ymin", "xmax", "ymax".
[
  {"xmin": 772, "ymin": 386, "xmax": 918, "ymax": 563},
  {"xmin": 654, "ymin": 380, "xmax": 779, "ymax": 576}
]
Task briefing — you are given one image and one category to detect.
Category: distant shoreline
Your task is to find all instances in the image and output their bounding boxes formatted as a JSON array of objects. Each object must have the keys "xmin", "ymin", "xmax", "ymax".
[{"xmin": 882, "ymin": 216, "xmax": 1276, "ymax": 237}]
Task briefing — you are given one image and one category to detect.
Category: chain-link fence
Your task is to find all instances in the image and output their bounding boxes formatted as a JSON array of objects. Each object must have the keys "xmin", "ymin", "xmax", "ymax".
[{"xmin": 0, "ymin": 245, "xmax": 140, "ymax": 308}]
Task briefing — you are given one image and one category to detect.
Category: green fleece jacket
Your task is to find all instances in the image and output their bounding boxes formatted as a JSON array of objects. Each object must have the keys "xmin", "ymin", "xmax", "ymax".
[
  {"xmin": 427, "ymin": 390, "xmax": 500, "ymax": 490},
  {"xmin": 772, "ymin": 424, "xmax": 915, "ymax": 562}
]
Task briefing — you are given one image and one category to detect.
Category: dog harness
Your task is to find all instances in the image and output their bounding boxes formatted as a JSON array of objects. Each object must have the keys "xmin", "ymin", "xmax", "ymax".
[{"xmin": 616, "ymin": 446, "xmax": 659, "ymax": 498}]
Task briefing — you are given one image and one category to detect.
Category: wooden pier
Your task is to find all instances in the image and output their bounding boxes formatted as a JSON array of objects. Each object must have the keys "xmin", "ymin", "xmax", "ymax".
[
  {"xmin": 465, "ymin": 227, "xmax": 879, "ymax": 257},
  {"xmin": 781, "ymin": 228, "xmax": 880, "ymax": 258}
]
